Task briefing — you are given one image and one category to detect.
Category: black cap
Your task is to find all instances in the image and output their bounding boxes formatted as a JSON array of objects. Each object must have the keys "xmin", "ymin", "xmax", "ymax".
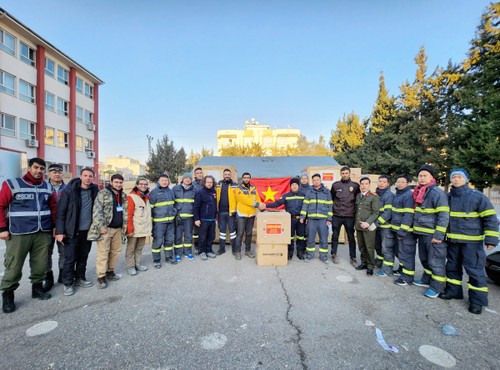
[
  {"xmin": 48, "ymin": 163, "xmax": 63, "ymax": 172},
  {"xmin": 417, "ymin": 164, "xmax": 434, "ymax": 177},
  {"xmin": 290, "ymin": 178, "xmax": 300, "ymax": 186}
]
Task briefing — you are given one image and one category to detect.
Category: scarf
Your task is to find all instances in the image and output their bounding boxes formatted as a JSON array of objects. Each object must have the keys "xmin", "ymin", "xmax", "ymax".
[{"xmin": 412, "ymin": 179, "xmax": 436, "ymax": 205}]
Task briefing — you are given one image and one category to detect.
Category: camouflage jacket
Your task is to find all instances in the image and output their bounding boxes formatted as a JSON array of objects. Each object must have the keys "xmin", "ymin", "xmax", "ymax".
[{"xmin": 87, "ymin": 186, "xmax": 128, "ymax": 241}]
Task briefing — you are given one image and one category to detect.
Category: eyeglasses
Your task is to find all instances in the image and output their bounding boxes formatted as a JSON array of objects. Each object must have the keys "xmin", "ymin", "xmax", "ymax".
[{"xmin": 138, "ymin": 183, "xmax": 148, "ymax": 186}]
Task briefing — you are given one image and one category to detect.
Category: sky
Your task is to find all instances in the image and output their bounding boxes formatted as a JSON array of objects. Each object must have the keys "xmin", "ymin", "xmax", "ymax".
[{"xmin": 2, "ymin": 0, "xmax": 492, "ymax": 163}]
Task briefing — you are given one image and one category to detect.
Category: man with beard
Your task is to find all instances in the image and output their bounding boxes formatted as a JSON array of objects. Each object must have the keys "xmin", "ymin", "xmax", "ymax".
[
  {"xmin": 194, "ymin": 176, "xmax": 218, "ymax": 260},
  {"xmin": 215, "ymin": 169, "xmax": 238, "ymax": 255}
]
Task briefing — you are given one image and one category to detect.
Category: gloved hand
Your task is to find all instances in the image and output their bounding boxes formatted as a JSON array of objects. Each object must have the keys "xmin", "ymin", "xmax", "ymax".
[{"xmin": 368, "ymin": 223, "xmax": 377, "ymax": 231}]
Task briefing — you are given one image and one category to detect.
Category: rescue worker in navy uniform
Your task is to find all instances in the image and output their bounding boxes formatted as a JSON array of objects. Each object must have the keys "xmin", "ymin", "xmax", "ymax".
[
  {"xmin": 373, "ymin": 175, "xmax": 394, "ymax": 269},
  {"xmin": 173, "ymin": 173, "xmax": 196, "ymax": 261},
  {"xmin": 412, "ymin": 164, "xmax": 450, "ymax": 299},
  {"xmin": 1, "ymin": 157, "xmax": 56, "ymax": 313},
  {"xmin": 440, "ymin": 169, "xmax": 499, "ymax": 314},
  {"xmin": 215, "ymin": 169, "xmax": 238, "ymax": 255},
  {"xmin": 265, "ymin": 177, "xmax": 307, "ymax": 260}
]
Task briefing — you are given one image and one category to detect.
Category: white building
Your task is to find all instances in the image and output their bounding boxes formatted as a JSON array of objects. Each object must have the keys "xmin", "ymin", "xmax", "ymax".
[{"xmin": 0, "ymin": 7, "xmax": 103, "ymax": 176}]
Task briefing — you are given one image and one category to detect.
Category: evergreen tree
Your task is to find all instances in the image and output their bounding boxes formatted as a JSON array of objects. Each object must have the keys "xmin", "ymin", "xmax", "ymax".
[
  {"xmin": 369, "ymin": 72, "xmax": 397, "ymax": 133},
  {"xmin": 329, "ymin": 112, "xmax": 365, "ymax": 154},
  {"xmin": 146, "ymin": 135, "xmax": 188, "ymax": 182}
]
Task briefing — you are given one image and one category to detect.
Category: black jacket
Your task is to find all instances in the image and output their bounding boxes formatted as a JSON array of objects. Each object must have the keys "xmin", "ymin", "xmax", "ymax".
[
  {"xmin": 331, "ymin": 179, "xmax": 360, "ymax": 217},
  {"xmin": 55, "ymin": 178, "xmax": 99, "ymax": 238},
  {"xmin": 193, "ymin": 186, "xmax": 217, "ymax": 221}
]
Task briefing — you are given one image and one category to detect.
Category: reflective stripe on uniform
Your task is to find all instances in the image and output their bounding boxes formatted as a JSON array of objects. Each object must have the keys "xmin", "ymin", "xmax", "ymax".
[
  {"xmin": 446, "ymin": 233, "xmax": 484, "ymax": 241},
  {"xmin": 467, "ymin": 283, "xmax": 488, "ymax": 293},
  {"xmin": 402, "ymin": 268, "xmax": 414, "ymax": 276},
  {"xmin": 383, "ymin": 260, "xmax": 394, "ymax": 267},
  {"xmin": 153, "ymin": 216, "xmax": 175, "ymax": 222},
  {"xmin": 446, "ymin": 278, "xmax": 462, "ymax": 286},
  {"xmin": 432, "ymin": 274, "xmax": 447, "ymax": 283}
]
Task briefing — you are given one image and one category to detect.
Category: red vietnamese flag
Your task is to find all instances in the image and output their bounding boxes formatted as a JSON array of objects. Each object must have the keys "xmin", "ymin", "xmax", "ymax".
[{"xmin": 252, "ymin": 177, "xmax": 292, "ymax": 210}]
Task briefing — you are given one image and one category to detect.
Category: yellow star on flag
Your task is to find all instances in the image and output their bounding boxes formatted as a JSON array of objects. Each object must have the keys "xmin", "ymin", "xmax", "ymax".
[{"xmin": 262, "ymin": 185, "xmax": 278, "ymax": 202}]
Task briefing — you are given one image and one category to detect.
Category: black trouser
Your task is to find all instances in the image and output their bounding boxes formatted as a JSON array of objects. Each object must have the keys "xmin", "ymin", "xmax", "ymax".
[
  {"xmin": 235, "ymin": 216, "xmax": 255, "ymax": 253},
  {"xmin": 375, "ymin": 229, "xmax": 383, "ymax": 262},
  {"xmin": 331, "ymin": 216, "xmax": 356, "ymax": 259},
  {"xmin": 290, "ymin": 217, "xmax": 306, "ymax": 257},
  {"xmin": 62, "ymin": 231, "xmax": 92, "ymax": 285},
  {"xmin": 198, "ymin": 221, "xmax": 216, "ymax": 254}
]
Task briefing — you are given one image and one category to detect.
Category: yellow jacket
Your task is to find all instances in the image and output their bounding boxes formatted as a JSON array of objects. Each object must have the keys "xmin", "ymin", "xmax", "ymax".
[
  {"xmin": 215, "ymin": 180, "xmax": 238, "ymax": 214},
  {"xmin": 235, "ymin": 183, "xmax": 259, "ymax": 217}
]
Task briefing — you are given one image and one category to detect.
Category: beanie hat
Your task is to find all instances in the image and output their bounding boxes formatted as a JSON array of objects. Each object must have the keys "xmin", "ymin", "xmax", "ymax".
[
  {"xmin": 48, "ymin": 163, "xmax": 63, "ymax": 172},
  {"xmin": 290, "ymin": 178, "xmax": 300, "ymax": 186},
  {"xmin": 450, "ymin": 168, "xmax": 469, "ymax": 183},
  {"xmin": 417, "ymin": 164, "xmax": 434, "ymax": 178},
  {"xmin": 182, "ymin": 172, "xmax": 193, "ymax": 180},
  {"xmin": 135, "ymin": 177, "xmax": 148, "ymax": 185},
  {"xmin": 300, "ymin": 173, "xmax": 308, "ymax": 180}
]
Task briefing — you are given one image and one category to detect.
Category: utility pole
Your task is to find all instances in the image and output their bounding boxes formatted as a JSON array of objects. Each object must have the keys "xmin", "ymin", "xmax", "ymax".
[{"xmin": 146, "ymin": 135, "xmax": 154, "ymax": 159}]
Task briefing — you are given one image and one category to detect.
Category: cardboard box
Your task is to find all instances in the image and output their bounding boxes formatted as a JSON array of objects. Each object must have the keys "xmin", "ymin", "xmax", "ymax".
[
  {"xmin": 256, "ymin": 211, "xmax": 291, "ymax": 244},
  {"xmin": 256, "ymin": 243, "xmax": 288, "ymax": 266}
]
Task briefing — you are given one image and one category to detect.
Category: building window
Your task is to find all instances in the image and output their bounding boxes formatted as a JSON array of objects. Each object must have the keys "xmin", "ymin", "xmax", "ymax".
[
  {"xmin": 76, "ymin": 135, "xmax": 83, "ymax": 151},
  {"xmin": 20, "ymin": 118, "xmax": 36, "ymax": 140},
  {"xmin": 76, "ymin": 106, "xmax": 83, "ymax": 122},
  {"xmin": 45, "ymin": 58, "xmax": 55, "ymax": 78},
  {"xmin": 19, "ymin": 80, "xmax": 36, "ymax": 103},
  {"xmin": 0, "ymin": 29, "xmax": 15, "ymax": 56},
  {"xmin": 45, "ymin": 126, "xmax": 55, "ymax": 145},
  {"xmin": 57, "ymin": 97, "xmax": 69, "ymax": 116},
  {"xmin": 45, "ymin": 91, "xmax": 55, "ymax": 111},
  {"xmin": 57, "ymin": 65, "xmax": 69, "ymax": 85},
  {"xmin": 0, "ymin": 70, "xmax": 15, "ymax": 96},
  {"xmin": 1, "ymin": 113, "xmax": 16, "ymax": 137},
  {"xmin": 57, "ymin": 131, "xmax": 69, "ymax": 148},
  {"xmin": 76, "ymin": 77, "xmax": 83, "ymax": 94},
  {"xmin": 84, "ymin": 110, "xmax": 93, "ymax": 124},
  {"xmin": 20, "ymin": 42, "xmax": 36, "ymax": 66},
  {"xmin": 84, "ymin": 138, "xmax": 93, "ymax": 152},
  {"xmin": 84, "ymin": 83, "xmax": 93, "ymax": 99}
]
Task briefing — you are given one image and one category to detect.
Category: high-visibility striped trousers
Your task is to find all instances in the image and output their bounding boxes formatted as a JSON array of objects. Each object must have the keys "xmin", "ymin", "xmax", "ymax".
[
  {"xmin": 445, "ymin": 241, "xmax": 488, "ymax": 306},
  {"xmin": 417, "ymin": 234, "xmax": 447, "ymax": 293},
  {"xmin": 397, "ymin": 234, "xmax": 417, "ymax": 284}
]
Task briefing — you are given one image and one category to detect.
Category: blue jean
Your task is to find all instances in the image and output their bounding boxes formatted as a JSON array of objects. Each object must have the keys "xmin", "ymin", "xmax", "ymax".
[
  {"xmin": 306, "ymin": 219, "xmax": 329, "ymax": 260},
  {"xmin": 152, "ymin": 222, "xmax": 175, "ymax": 261}
]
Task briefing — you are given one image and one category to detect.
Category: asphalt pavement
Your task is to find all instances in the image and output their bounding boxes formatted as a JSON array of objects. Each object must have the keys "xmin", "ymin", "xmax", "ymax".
[{"xmin": 1, "ymin": 238, "xmax": 499, "ymax": 370}]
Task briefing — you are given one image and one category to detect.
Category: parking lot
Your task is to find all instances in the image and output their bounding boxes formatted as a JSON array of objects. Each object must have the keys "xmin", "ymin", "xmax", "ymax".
[{"xmin": 1, "ymin": 238, "xmax": 499, "ymax": 370}]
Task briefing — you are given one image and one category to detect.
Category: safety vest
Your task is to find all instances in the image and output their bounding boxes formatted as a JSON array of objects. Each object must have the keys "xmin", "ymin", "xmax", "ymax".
[{"xmin": 7, "ymin": 178, "xmax": 52, "ymax": 235}]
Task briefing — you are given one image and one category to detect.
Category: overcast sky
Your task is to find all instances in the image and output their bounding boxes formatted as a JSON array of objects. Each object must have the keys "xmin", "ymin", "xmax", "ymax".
[{"xmin": 3, "ymin": 0, "xmax": 491, "ymax": 163}]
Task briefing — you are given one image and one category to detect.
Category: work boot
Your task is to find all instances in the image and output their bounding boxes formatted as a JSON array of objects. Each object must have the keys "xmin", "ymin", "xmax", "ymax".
[
  {"xmin": 43, "ymin": 271, "xmax": 54, "ymax": 292},
  {"xmin": 57, "ymin": 269, "xmax": 63, "ymax": 283},
  {"xmin": 216, "ymin": 247, "xmax": 226, "ymax": 255},
  {"xmin": 32, "ymin": 283, "xmax": 51, "ymax": 300},
  {"xmin": 2, "ymin": 290, "xmax": 16, "ymax": 313},
  {"xmin": 245, "ymin": 250, "xmax": 255, "ymax": 258}
]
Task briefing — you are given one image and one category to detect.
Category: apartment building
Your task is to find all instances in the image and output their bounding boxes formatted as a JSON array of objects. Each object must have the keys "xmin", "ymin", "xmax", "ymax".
[
  {"xmin": 0, "ymin": 8, "xmax": 103, "ymax": 177},
  {"xmin": 217, "ymin": 118, "xmax": 301, "ymax": 155}
]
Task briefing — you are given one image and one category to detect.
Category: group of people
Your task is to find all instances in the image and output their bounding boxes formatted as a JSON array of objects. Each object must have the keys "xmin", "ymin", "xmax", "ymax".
[{"xmin": 1, "ymin": 159, "xmax": 498, "ymax": 316}]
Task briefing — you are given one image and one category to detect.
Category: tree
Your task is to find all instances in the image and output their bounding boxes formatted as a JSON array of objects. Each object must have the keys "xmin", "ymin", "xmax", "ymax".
[
  {"xmin": 453, "ymin": 3, "xmax": 500, "ymax": 189},
  {"xmin": 186, "ymin": 147, "xmax": 214, "ymax": 170},
  {"xmin": 369, "ymin": 72, "xmax": 397, "ymax": 133},
  {"xmin": 146, "ymin": 135, "xmax": 188, "ymax": 182},
  {"xmin": 330, "ymin": 112, "xmax": 365, "ymax": 154},
  {"xmin": 219, "ymin": 142, "xmax": 267, "ymax": 156}
]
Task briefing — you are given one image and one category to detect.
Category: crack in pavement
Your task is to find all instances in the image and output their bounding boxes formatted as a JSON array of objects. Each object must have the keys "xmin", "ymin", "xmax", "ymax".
[{"xmin": 275, "ymin": 267, "xmax": 308, "ymax": 370}]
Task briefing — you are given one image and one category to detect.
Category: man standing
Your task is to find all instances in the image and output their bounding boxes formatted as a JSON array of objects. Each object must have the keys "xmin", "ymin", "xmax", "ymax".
[
  {"xmin": 192, "ymin": 167, "xmax": 203, "ymax": 253},
  {"xmin": 330, "ymin": 166, "xmax": 360, "ymax": 265},
  {"xmin": 194, "ymin": 175, "xmax": 218, "ymax": 260},
  {"xmin": 300, "ymin": 173, "xmax": 333, "ymax": 264},
  {"xmin": 173, "ymin": 173, "xmax": 196, "ymax": 261},
  {"xmin": 266, "ymin": 178, "xmax": 307, "ymax": 260},
  {"xmin": 299, "ymin": 173, "xmax": 311, "ymax": 192},
  {"xmin": 149, "ymin": 174, "xmax": 177, "ymax": 268},
  {"xmin": 234, "ymin": 172, "xmax": 264, "ymax": 260},
  {"xmin": 354, "ymin": 177, "xmax": 380, "ymax": 275},
  {"xmin": 215, "ymin": 169, "xmax": 238, "ymax": 255},
  {"xmin": 441, "ymin": 169, "xmax": 498, "ymax": 314},
  {"xmin": 373, "ymin": 175, "xmax": 395, "ymax": 270},
  {"xmin": 55, "ymin": 168, "xmax": 99, "ymax": 296},
  {"xmin": 43, "ymin": 163, "xmax": 67, "ymax": 291},
  {"xmin": 1, "ymin": 158, "xmax": 55, "ymax": 313},
  {"xmin": 88, "ymin": 174, "xmax": 128, "ymax": 289},
  {"xmin": 412, "ymin": 164, "xmax": 450, "ymax": 299}
]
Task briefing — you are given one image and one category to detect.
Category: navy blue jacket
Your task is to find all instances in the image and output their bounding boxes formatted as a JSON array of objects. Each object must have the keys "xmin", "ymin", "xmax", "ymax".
[
  {"xmin": 193, "ymin": 186, "xmax": 217, "ymax": 221},
  {"xmin": 266, "ymin": 190, "xmax": 306, "ymax": 216},
  {"xmin": 390, "ymin": 186, "xmax": 415, "ymax": 238}
]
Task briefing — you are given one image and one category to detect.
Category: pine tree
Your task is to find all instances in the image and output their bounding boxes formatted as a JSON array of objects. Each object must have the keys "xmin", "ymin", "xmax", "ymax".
[
  {"xmin": 146, "ymin": 135, "xmax": 188, "ymax": 182},
  {"xmin": 369, "ymin": 72, "xmax": 397, "ymax": 133},
  {"xmin": 329, "ymin": 112, "xmax": 365, "ymax": 154}
]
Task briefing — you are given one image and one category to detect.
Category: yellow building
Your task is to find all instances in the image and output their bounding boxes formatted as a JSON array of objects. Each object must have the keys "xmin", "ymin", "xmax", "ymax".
[
  {"xmin": 105, "ymin": 156, "xmax": 146, "ymax": 181},
  {"xmin": 217, "ymin": 118, "xmax": 300, "ymax": 155}
]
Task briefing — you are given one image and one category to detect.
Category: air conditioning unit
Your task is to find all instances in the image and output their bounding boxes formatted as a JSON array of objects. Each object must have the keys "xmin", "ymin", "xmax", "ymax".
[
  {"xmin": 86, "ymin": 123, "xmax": 96, "ymax": 131},
  {"xmin": 26, "ymin": 139, "xmax": 39, "ymax": 148},
  {"xmin": 86, "ymin": 151, "xmax": 95, "ymax": 159}
]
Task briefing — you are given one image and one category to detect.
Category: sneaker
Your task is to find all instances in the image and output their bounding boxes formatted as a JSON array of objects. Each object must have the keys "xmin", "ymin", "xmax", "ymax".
[
  {"xmin": 200, "ymin": 252, "xmax": 208, "ymax": 261},
  {"xmin": 392, "ymin": 270, "xmax": 401, "ymax": 276},
  {"xmin": 423, "ymin": 288, "xmax": 439, "ymax": 299},
  {"xmin": 96, "ymin": 277, "xmax": 107, "ymax": 289},
  {"xmin": 321, "ymin": 259, "xmax": 330, "ymax": 265},
  {"xmin": 185, "ymin": 254, "xmax": 195, "ymax": 261},
  {"xmin": 245, "ymin": 251, "xmax": 255, "ymax": 258},
  {"xmin": 153, "ymin": 262, "xmax": 161, "ymax": 269},
  {"xmin": 394, "ymin": 278, "xmax": 408, "ymax": 286},
  {"xmin": 175, "ymin": 255, "xmax": 182, "ymax": 263},
  {"xmin": 63, "ymin": 284, "xmax": 75, "ymax": 296},
  {"xmin": 297, "ymin": 254, "xmax": 305, "ymax": 260},
  {"xmin": 128, "ymin": 267, "xmax": 138, "ymax": 276},
  {"xmin": 136, "ymin": 264, "xmax": 148, "ymax": 271},
  {"xmin": 235, "ymin": 252, "xmax": 242, "ymax": 260},
  {"xmin": 350, "ymin": 258, "xmax": 357, "ymax": 267},
  {"xmin": 413, "ymin": 280, "xmax": 430, "ymax": 288},
  {"xmin": 376, "ymin": 270, "xmax": 388, "ymax": 277},
  {"xmin": 216, "ymin": 248, "xmax": 226, "ymax": 255},
  {"xmin": 206, "ymin": 252, "xmax": 217, "ymax": 258},
  {"xmin": 166, "ymin": 257, "xmax": 177, "ymax": 265},
  {"xmin": 331, "ymin": 254, "xmax": 339, "ymax": 264},
  {"xmin": 106, "ymin": 271, "xmax": 121, "ymax": 281},
  {"xmin": 75, "ymin": 278, "xmax": 93, "ymax": 288},
  {"xmin": 304, "ymin": 258, "xmax": 312, "ymax": 263}
]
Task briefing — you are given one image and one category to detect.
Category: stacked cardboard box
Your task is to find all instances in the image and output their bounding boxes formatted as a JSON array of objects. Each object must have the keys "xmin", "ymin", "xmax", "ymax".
[{"xmin": 255, "ymin": 211, "xmax": 291, "ymax": 266}]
